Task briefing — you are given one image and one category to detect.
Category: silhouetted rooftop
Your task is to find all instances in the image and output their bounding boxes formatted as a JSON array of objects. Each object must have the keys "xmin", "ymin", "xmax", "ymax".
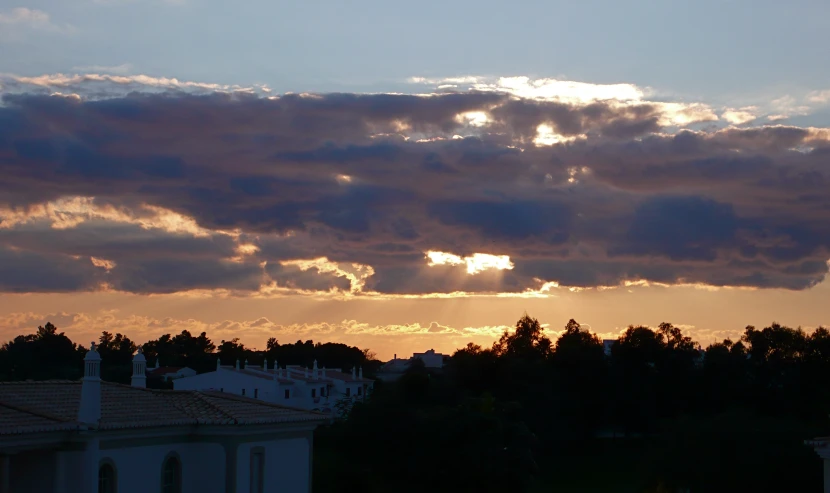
[{"xmin": 0, "ymin": 380, "xmax": 328, "ymax": 435}]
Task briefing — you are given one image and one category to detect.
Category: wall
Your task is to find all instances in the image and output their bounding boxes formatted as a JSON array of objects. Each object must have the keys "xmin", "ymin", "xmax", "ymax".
[
  {"xmin": 9, "ymin": 450, "xmax": 56, "ymax": 493},
  {"xmin": 414, "ymin": 352, "xmax": 444, "ymax": 368},
  {"xmin": 174, "ymin": 369, "xmax": 328, "ymax": 411},
  {"xmin": 99, "ymin": 441, "xmax": 225, "ymax": 493},
  {"xmin": 236, "ymin": 436, "xmax": 312, "ymax": 493}
]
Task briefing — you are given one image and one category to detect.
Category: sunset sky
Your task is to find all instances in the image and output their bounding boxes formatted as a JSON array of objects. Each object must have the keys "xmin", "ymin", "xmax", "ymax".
[{"xmin": 2, "ymin": 0, "xmax": 830, "ymax": 359}]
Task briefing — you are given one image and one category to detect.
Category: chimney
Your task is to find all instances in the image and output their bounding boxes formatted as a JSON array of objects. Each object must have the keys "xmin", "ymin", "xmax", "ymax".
[
  {"xmin": 131, "ymin": 348, "xmax": 147, "ymax": 388},
  {"xmin": 155, "ymin": 358, "xmax": 160, "ymax": 370},
  {"xmin": 263, "ymin": 360, "xmax": 267, "ymax": 371},
  {"xmin": 313, "ymin": 359, "xmax": 318, "ymax": 375},
  {"xmin": 244, "ymin": 359, "xmax": 249, "ymax": 369},
  {"xmin": 79, "ymin": 342, "xmax": 102, "ymax": 425},
  {"xmin": 216, "ymin": 358, "xmax": 221, "ymax": 371},
  {"xmin": 351, "ymin": 367, "xmax": 356, "ymax": 379},
  {"xmin": 394, "ymin": 353, "xmax": 397, "ymax": 360},
  {"xmin": 359, "ymin": 367, "xmax": 363, "ymax": 379},
  {"xmin": 235, "ymin": 359, "xmax": 240, "ymax": 370}
]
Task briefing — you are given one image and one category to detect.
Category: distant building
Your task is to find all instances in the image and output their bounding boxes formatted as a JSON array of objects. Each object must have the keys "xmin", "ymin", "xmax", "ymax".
[
  {"xmin": 375, "ymin": 349, "xmax": 447, "ymax": 382},
  {"xmin": 173, "ymin": 359, "xmax": 373, "ymax": 416},
  {"xmin": 146, "ymin": 360, "xmax": 196, "ymax": 382},
  {"xmin": 0, "ymin": 345, "xmax": 327, "ymax": 493},
  {"xmin": 806, "ymin": 437, "xmax": 830, "ymax": 492}
]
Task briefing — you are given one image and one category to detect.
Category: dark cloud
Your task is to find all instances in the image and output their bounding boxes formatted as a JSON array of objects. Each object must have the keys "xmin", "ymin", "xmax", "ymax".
[
  {"xmin": 0, "ymin": 246, "xmax": 102, "ymax": 293},
  {"xmin": 0, "ymin": 91, "xmax": 829, "ymax": 294}
]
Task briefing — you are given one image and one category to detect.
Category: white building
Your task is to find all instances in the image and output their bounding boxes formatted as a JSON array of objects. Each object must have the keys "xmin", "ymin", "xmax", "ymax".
[
  {"xmin": 375, "ymin": 349, "xmax": 446, "ymax": 381},
  {"xmin": 173, "ymin": 359, "xmax": 373, "ymax": 416},
  {"xmin": 146, "ymin": 360, "xmax": 196, "ymax": 382},
  {"xmin": 0, "ymin": 345, "xmax": 328, "ymax": 493},
  {"xmin": 412, "ymin": 349, "xmax": 445, "ymax": 368}
]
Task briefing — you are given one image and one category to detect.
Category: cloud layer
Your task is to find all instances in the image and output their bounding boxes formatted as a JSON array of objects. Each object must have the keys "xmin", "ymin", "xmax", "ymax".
[{"xmin": 1, "ymin": 75, "xmax": 830, "ymax": 296}]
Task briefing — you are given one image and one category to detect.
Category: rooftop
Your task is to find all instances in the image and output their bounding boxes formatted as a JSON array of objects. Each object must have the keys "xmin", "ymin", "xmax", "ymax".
[
  {"xmin": 220, "ymin": 366, "xmax": 295, "ymax": 384},
  {"xmin": 0, "ymin": 380, "xmax": 328, "ymax": 436},
  {"xmin": 147, "ymin": 366, "xmax": 187, "ymax": 375}
]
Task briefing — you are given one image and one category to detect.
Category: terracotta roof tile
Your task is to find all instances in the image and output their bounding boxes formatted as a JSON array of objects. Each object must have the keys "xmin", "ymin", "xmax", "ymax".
[
  {"xmin": 222, "ymin": 367, "xmax": 294, "ymax": 384},
  {"xmin": 0, "ymin": 380, "xmax": 328, "ymax": 435},
  {"xmin": 147, "ymin": 366, "xmax": 186, "ymax": 375}
]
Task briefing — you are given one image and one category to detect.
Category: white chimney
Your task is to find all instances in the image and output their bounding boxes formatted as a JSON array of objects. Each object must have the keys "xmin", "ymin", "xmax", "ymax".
[
  {"xmin": 79, "ymin": 342, "xmax": 102, "ymax": 425},
  {"xmin": 244, "ymin": 359, "xmax": 248, "ymax": 369},
  {"xmin": 313, "ymin": 359, "xmax": 318, "ymax": 376},
  {"xmin": 131, "ymin": 348, "xmax": 146, "ymax": 388},
  {"xmin": 351, "ymin": 367, "xmax": 356, "ymax": 379},
  {"xmin": 359, "ymin": 367, "xmax": 363, "ymax": 379},
  {"xmin": 235, "ymin": 359, "xmax": 240, "ymax": 370},
  {"xmin": 216, "ymin": 358, "xmax": 221, "ymax": 371},
  {"xmin": 263, "ymin": 360, "xmax": 267, "ymax": 371},
  {"xmin": 155, "ymin": 358, "xmax": 160, "ymax": 370}
]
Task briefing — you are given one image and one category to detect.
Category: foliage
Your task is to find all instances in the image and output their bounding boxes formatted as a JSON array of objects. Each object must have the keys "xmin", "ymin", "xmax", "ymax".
[{"xmin": 1, "ymin": 315, "xmax": 828, "ymax": 492}]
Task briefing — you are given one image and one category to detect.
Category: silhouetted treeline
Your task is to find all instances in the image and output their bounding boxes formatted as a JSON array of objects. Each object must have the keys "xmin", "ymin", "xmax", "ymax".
[
  {"xmin": 3, "ymin": 317, "xmax": 827, "ymax": 492},
  {"xmin": 314, "ymin": 315, "xmax": 827, "ymax": 493},
  {"xmin": 0, "ymin": 323, "xmax": 381, "ymax": 385}
]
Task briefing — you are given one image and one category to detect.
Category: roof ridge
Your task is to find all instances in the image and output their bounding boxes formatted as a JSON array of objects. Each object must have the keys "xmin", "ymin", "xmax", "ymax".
[
  {"xmin": 0, "ymin": 400, "xmax": 76, "ymax": 424},
  {"xmin": 0, "ymin": 380, "xmax": 79, "ymax": 385},
  {"xmin": 199, "ymin": 391, "xmax": 328, "ymax": 415}
]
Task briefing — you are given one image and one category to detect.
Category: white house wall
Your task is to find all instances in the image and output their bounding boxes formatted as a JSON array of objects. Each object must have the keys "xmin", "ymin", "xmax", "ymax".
[
  {"xmin": 9, "ymin": 450, "xmax": 57, "ymax": 493},
  {"xmin": 236, "ymin": 438, "xmax": 311, "ymax": 493},
  {"xmin": 99, "ymin": 441, "xmax": 225, "ymax": 493},
  {"xmin": 174, "ymin": 370, "xmax": 282, "ymax": 403}
]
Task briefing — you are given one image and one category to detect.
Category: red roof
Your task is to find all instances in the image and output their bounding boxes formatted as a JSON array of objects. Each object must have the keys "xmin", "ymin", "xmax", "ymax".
[
  {"xmin": 0, "ymin": 380, "xmax": 328, "ymax": 435},
  {"xmin": 147, "ymin": 366, "xmax": 187, "ymax": 375}
]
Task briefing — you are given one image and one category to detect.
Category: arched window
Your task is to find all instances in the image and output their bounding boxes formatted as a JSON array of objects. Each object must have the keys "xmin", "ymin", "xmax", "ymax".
[
  {"xmin": 98, "ymin": 461, "xmax": 117, "ymax": 493},
  {"xmin": 161, "ymin": 454, "xmax": 182, "ymax": 493}
]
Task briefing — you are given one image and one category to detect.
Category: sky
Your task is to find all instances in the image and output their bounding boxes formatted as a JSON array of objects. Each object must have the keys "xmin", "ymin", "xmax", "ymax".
[{"xmin": 2, "ymin": 0, "xmax": 830, "ymax": 360}]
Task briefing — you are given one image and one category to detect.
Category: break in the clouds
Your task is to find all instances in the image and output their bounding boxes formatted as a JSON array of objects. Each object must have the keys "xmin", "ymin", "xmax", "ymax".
[{"xmin": 1, "ymin": 73, "xmax": 830, "ymax": 297}]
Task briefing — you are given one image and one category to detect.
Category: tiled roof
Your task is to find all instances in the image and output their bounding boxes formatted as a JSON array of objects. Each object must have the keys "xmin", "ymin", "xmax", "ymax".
[
  {"xmin": 285, "ymin": 365, "xmax": 372, "ymax": 383},
  {"xmin": 147, "ymin": 366, "xmax": 186, "ymax": 375},
  {"xmin": 0, "ymin": 380, "xmax": 328, "ymax": 436},
  {"xmin": 321, "ymin": 370, "xmax": 372, "ymax": 383},
  {"xmin": 221, "ymin": 367, "xmax": 295, "ymax": 384}
]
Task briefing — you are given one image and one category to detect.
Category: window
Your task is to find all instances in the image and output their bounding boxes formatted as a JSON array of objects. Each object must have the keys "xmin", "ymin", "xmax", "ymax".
[
  {"xmin": 357, "ymin": 386, "xmax": 362, "ymax": 396},
  {"xmin": 161, "ymin": 455, "xmax": 182, "ymax": 493},
  {"xmin": 250, "ymin": 448, "xmax": 265, "ymax": 493},
  {"xmin": 98, "ymin": 462, "xmax": 116, "ymax": 493},
  {"xmin": 242, "ymin": 388, "xmax": 246, "ymax": 396},
  {"xmin": 346, "ymin": 387, "xmax": 351, "ymax": 397},
  {"xmin": 254, "ymin": 388, "xmax": 258, "ymax": 398},
  {"xmin": 311, "ymin": 389, "xmax": 316, "ymax": 398},
  {"xmin": 284, "ymin": 389, "xmax": 290, "ymax": 399},
  {"xmin": 320, "ymin": 387, "xmax": 325, "ymax": 397}
]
